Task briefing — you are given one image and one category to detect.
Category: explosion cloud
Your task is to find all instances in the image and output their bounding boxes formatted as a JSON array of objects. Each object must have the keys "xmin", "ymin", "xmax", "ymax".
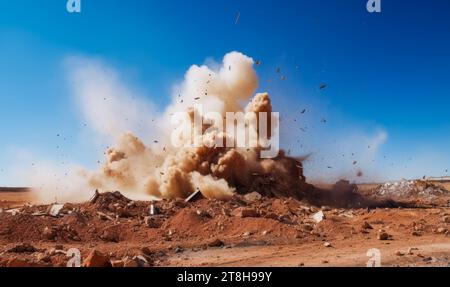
[{"xmin": 31, "ymin": 52, "xmax": 312, "ymax": 203}]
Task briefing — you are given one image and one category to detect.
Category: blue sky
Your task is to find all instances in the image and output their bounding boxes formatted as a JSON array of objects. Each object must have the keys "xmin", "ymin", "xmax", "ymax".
[{"xmin": 1, "ymin": 0, "xmax": 450, "ymax": 185}]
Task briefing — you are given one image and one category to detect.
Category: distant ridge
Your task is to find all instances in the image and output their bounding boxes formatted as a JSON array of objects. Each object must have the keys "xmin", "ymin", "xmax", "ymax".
[{"xmin": 0, "ymin": 187, "xmax": 31, "ymax": 193}]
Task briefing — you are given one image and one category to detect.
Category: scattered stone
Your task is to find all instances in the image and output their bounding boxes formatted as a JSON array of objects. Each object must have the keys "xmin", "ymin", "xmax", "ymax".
[
  {"xmin": 196, "ymin": 210, "xmax": 211, "ymax": 218},
  {"xmin": 231, "ymin": 207, "xmax": 259, "ymax": 218},
  {"xmin": 7, "ymin": 243, "xmax": 38, "ymax": 253},
  {"xmin": 144, "ymin": 216, "xmax": 160, "ymax": 228},
  {"xmin": 303, "ymin": 224, "xmax": 314, "ymax": 232},
  {"xmin": 111, "ymin": 260, "xmax": 124, "ymax": 268},
  {"xmin": 362, "ymin": 221, "xmax": 373, "ymax": 230},
  {"xmin": 407, "ymin": 247, "xmax": 419, "ymax": 255},
  {"xmin": 321, "ymin": 206, "xmax": 332, "ymax": 211},
  {"xmin": 323, "ymin": 242, "xmax": 332, "ymax": 248},
  {"xmin": 207, "ymin": 238, "xmax": 224, "ymax": 248},
  {"xmin": 377, "ymin": 230, "xmax": 391, "ymax": 240},
  {"xmin": 264, "ymin": 212, "xmax": 279, "ymax": 220},
  {"xmin": 83, "ymin": 250, "xmax": 110, "ymax": 267},
  {"xmin": 43, "ymin": 227, "xmax": 57, "ymax": 240},
  {"xmin": 244, "ymin": 192, "xmax": 262, "ymax": 202},
  {"xmin": 442, "ymin": 216, "xmax": 450, "ymax": 224},
  {"xmin": 141, "ymin": 247, "xmax": 152, "ymax": 256},
  {"xmin": 437, "ymin": 227, "xmax": 448, "ymax": 234},
  {"xmin": 37, "ymin": 253, "xmax": 52, "ymax": 263},
  {"xmin": 411, "ymin": 231, "xmax": 421, "ymax": 237},
  {"xmin": 395, "ymin": 250, "xmax": 405, "ymax": 256},
  {"xmin": 133, "ymin": 255, "xmax": 149, "ymax": 267},
  {"xmin": 5, "ymin": 208, "xmax": 21, "ymax": 216},
  {"xmin": 123, "ymin": 257, "xmax": 139, "ymax": 268},
  {"xmin": 100, "ymin": 225, "xmax": 120, "ymax": 242},
  {"xmin": 312, "ymin": 211, "xmax": 324, "ymax": 223}
]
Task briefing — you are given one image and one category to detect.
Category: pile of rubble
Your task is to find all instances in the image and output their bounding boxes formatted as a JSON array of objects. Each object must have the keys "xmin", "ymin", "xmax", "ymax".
[{"xmin": 373, "ymin": 180, "xmax": 449, "ymax": 201}]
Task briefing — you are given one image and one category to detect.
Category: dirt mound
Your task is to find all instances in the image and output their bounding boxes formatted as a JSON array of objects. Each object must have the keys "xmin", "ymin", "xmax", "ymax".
[{"xmin": 90, "ymin": 190, "xmax": 131, "ymax": 210}]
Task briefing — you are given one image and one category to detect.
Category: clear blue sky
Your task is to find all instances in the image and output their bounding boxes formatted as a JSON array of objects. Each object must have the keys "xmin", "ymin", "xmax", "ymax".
[{"xmin": 1, "ymin": 0, "xmax": 450, "ymax": 185}]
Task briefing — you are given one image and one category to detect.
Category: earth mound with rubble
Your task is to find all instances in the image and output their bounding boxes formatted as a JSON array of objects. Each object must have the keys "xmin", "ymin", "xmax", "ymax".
[
  {"xmin": 368, "ymin": 180, "xmax": 450, "ymax": 206},
  {"xmin": 1, "ymin": 185, "xmax": 450, "ymax": 267}
]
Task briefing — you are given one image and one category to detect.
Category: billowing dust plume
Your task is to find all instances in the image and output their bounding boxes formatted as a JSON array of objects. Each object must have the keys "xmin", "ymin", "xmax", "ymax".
[{"xmin": 33, "ymin": 52, "xmax": 312, "ymax": 202}]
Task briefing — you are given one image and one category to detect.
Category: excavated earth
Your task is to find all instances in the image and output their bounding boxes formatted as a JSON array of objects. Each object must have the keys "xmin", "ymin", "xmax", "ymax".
[{"xmin": 0, "ymin": 183, "xmax": 450, "ymax": 267}]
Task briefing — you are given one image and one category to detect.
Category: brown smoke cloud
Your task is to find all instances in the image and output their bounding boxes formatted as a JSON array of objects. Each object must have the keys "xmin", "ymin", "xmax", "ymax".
[
  {"xmin": 84, "ymin": 52, "xmax": 310, "ymax": 201},
  {"xmin": 29, "ymin": 52, "xmax": 311, "ymax": 203}
]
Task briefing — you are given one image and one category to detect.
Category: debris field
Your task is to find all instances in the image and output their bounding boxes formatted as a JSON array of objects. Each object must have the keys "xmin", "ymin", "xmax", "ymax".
[{"xmin": 1, "ymin": 181, "xmax": 450, "ymax": 267}]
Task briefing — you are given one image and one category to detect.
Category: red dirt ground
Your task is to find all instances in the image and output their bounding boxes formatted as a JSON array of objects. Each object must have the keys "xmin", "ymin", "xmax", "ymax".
[{"xmin": 0, "ymin": 187, "xmax": 449, "ymax": 267}]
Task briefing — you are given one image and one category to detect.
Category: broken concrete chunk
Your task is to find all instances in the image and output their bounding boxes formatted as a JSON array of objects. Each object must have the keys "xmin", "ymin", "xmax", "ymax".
[
  {"xmin": 149, "ymin": 202, "xmax": 159, "ymax": 215},
  {"xmin": 185, "ymin": 189, "xmax": 204, "ymax": 203},
  {"xmin": 90, "ymin": 190, "xmax": 100, "ymax": 204},
  {"xmin": 47, "ymin": 204, "xmax": 65, "ymax": 217},
  {"xmin": 5, "ymin": 208, "xmax": 21, "ymax": 216},
  {"xmin": 312, "ymin": 211, "xmax": 324, "ymax": 223}
]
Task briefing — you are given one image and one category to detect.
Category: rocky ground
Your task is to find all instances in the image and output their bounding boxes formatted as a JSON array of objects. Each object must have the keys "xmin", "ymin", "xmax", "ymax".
[{"xmin": 0, "ymin": 181, "xmax": 449, "ymax": 267}]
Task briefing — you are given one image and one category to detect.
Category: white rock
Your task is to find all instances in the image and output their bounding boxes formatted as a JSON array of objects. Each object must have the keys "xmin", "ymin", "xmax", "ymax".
[{"xmin": 312, "ymin": 211, "xmax": 324, "ymax": 223}]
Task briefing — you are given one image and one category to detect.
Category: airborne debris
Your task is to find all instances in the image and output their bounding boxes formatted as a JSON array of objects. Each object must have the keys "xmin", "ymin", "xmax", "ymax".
[{"xmin": 235, "ymin": 12, "xmax": 240, "ymax": 24}]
